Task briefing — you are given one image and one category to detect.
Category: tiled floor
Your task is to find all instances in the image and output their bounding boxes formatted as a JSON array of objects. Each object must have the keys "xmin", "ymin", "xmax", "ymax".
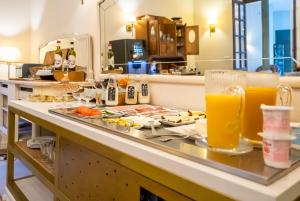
[{"xmin": 0, "ymin": 158, "xmax": 31, "ymax": 197}]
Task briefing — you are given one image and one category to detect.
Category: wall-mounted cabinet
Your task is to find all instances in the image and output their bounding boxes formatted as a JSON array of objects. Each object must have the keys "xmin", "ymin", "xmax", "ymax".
[{"xmin": 136, "ymin": 15, "xmax": 199, "ymax": 60}]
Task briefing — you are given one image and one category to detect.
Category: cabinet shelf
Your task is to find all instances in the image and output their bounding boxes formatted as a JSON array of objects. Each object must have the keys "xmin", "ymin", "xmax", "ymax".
[
  {"xmin": 14, "ymin": 141, "xmax": 55, "ymax": 183},
  {"xmin": 15, "ymin": 176, "xmax": 53, "ymax": 201}
]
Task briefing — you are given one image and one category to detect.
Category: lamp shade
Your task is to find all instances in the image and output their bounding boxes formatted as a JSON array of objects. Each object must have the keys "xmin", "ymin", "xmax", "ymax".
[{"xmin": 0, "ymin": 47, "xmax": 23, "ymax": 62}]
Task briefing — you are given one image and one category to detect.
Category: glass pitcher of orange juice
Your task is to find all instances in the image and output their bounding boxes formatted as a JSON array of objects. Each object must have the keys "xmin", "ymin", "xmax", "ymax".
[
  {"xmin": 242, "ymin": 72, "xmax": 292, "ymax": 144},
  {"xmin": 205, "ymin": 70, "xmax": 246, "ymax": 152}
]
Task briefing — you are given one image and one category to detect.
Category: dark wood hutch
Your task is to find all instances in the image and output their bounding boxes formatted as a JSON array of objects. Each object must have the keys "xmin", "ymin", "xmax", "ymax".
[{"xmin": 135, "ymin": 15, "xmax": 199, "ymax": 73}]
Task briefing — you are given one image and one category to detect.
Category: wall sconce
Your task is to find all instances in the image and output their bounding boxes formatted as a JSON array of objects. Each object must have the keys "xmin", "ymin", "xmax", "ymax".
[
  {"xmin": 126, "ymin": 23, "xmax": 134, "ymax": 32},
  {"xmin": 209, "ymin": 24, "xmax": 216, "ymax": 33},
  {"xmin": 207, "ymin": 18, "xmax": 217, "ymax": 35},
  {"xmin": 126, "ymin": 15, "xmax": 136, "ymax": 33}
]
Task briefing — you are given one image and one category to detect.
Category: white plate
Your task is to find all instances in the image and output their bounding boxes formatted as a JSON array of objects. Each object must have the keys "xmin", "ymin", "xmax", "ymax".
[{"xmin": 122, "ymin": 116, "xmax": 161, "ymax": 128}]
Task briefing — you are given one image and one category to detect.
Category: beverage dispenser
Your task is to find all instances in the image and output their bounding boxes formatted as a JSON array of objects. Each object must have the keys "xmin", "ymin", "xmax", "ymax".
[{"xmin": 110, "ymin": 39, "xmax": 148, "ymax": 74}]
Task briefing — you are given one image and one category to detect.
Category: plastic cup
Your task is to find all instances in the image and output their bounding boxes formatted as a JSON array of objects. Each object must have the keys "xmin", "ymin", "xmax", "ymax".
[
  {"xmin": 258, "ymin": 132, "xmax": 295, "ymax": 169},
  {"xmin": 261, "ymin": 105, "xmax": 293, "ymax": 135}
]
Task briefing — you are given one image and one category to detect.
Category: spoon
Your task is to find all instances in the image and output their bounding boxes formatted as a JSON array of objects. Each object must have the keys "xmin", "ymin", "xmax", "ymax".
[{"xmin": 160, "ymin": 135, "xmax": 190, "ymax": 142}]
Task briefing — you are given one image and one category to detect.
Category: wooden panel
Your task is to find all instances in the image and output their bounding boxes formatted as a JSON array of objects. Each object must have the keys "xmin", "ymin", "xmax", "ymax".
[
  {"xmin": 186, "ymin": 26, "xmax": 199, "ymax": 55},
  {"xmin": 167, "ymin": 41, "xmax": 177, "ymax": 55},
  {"xmin": 58, "ymin": 137, "xmax": 193, "ymax": 201},
  {"xmin": 160, "ymin": 41, "xmax": 168, "ymax": 56},
  {"xmin": 148, "ymin": 20, "xmax": 159, "ymax": 56},
  {"xmin": 135, "ymin": 20, "xmax": 148, "ymax": 42}
]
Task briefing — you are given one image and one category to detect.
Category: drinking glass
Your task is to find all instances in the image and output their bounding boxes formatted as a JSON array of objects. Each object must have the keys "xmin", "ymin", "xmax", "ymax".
[
  {"xmin": 83, "ymin": 94, "xmax": 94, "ymax": 105},
  {"xmin": 72, "ymin": 92, "xmax": 82, "ymax": 104},
  {"xmin": 47, "ymin": 141, "xmax": 56, "ymax": 162},
  {"xmin": 242, "ymin": 72, "xmax": 292, "ymax": 145},
  {"xmin": 40, "ymin": 142, "xmax": 50, "ymax": 161},
  {"xmin": 205, "ymin": 70, "xmax": 251, "ymax": 154}
]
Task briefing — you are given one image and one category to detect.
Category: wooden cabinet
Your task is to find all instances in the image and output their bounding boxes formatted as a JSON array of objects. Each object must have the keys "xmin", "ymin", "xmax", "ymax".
[
  {"xmin": 136, "ymin": 16, "xmax": 178, "ymax": 58},
  {"xmin": 136, "ymin": 15, "xmax": 199, "ymax": 60}
]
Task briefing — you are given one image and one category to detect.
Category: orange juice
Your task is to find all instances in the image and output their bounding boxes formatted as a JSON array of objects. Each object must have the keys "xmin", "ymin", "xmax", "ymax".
[
  {"xmin": 206, "ymin": 94, "xmax": 242, "ymax": 149},
  {"xmin": 242, "ymin": 87, "xmax": 277, "ymax": 142}
]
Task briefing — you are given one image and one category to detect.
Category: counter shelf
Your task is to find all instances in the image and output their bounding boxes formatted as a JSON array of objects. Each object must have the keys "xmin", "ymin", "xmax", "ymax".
[{"xmin": 48, "ymin": 106, "xmax": 300, "ymax": 185}]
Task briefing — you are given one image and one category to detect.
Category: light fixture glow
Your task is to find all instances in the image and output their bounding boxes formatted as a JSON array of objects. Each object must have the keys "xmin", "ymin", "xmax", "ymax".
[
  {"xmin": 0, "ymin": 47, "xmax": 23, "ymax": 62},
  {"xmin": 207, "ymin": 18, "xmax": 217, "ymax": 34},
  {"xmin": 125, "ymin": 15, "xmax": 136, "ymax": 33}
]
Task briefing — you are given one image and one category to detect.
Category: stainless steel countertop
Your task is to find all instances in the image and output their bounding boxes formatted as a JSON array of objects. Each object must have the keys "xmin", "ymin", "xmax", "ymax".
[{"xmin": 49, "ymin": 107, "xmax": 300, "ymax": 185}]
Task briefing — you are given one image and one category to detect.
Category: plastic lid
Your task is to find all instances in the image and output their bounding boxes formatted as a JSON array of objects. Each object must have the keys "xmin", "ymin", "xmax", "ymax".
[
  {"xmin": 260, "ymin": 104, "xmax": 293, "ymax": 111},
  {"xmin": 291, "ymin": 122, "xmax": 300, "ymax": 128},
  {"xmin": 258, "ymin": 132, "xmax": 296, "ymax": 140}
]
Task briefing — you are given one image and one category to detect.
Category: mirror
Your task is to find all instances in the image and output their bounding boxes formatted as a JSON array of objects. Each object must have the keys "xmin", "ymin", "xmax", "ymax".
[
  {"xmin": 39, "ymin": 34, "xmax": 93, "ymax": 77},
  {"xmin": 98, "ymin": 0, "xmax": 298, "ymax": 76}
]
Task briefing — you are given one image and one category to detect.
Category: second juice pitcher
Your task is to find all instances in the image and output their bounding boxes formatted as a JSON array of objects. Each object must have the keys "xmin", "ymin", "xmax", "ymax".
[{"xmin": 242, "ymin": 72, "xmax": 291, "ymax": 144}]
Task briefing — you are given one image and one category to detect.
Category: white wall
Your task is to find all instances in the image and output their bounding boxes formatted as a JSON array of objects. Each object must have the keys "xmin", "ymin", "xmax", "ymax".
[
  {"xmin": 0, "ymin": 0, "xmax": 31, "ymax": 62},
  {"xmin": 193, "ymin": 0, "xmax": 233, "ymax": 73},
  {"xmin": 30, "ymin": 0, "xmax": 100, "ymax": 75}
]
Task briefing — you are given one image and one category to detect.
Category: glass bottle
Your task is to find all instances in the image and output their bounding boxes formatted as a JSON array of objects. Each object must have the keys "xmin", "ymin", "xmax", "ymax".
[
  {"xmin": 67, "ymin": 41, "xmax": 76, "ymax": 70},
  {"xmin": 125, "ymin": 79, "xmax": 138, "ymax": 105},
  {"xmin": 54, "ymin": 40, "xmax": 63, "ymax": 70},
  {"xmin": 138, "ymin": 77, "xmax": 150, "ymax": 104},
  {"xmin": 105, "ymin": 76, "xmax": 119, "ymax": 106},
  {"xmin": 107, "ymin": 43, "xmax": 114, "ymax": 70}
]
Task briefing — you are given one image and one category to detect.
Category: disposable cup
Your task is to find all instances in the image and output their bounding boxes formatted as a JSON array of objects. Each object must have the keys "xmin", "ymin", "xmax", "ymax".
[
  {"xmin": 261, "ymin": 105, "xmax": 293, "ymax": 135},
  {"xmin": 258, "ymin": 132, "xmax": 295, "ymax": 169}
]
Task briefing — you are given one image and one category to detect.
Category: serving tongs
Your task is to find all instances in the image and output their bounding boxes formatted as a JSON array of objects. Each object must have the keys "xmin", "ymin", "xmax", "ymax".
[{"xmin": 144, "ymin": 120, "xmax": 190, "ymax": 139}]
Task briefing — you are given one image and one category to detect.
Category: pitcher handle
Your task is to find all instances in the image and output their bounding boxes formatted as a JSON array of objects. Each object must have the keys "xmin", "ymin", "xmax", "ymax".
[
  {"xmin": 225, "ymin": 85, "xmax": 245, "ymax": 119},
  {"xmin": 278, "ymin": 84, "xmax": 292, "ymax": 106}
]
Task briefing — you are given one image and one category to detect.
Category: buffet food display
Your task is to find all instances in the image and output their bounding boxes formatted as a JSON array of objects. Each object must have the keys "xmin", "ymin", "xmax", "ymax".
[{"xmin": 45, "ymin": 72, "xmax": 300, "ymax": 185}]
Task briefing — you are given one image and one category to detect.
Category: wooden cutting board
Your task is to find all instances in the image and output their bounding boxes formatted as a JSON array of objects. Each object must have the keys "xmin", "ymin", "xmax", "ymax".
[{"xmin": 53, "ymin": 71, "xmax": 85, "ymax": 82}]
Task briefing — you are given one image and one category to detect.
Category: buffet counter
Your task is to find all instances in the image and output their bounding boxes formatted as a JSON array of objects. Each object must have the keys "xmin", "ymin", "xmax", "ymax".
[
  {"xmin": 0, "ymin": 79, "xmax": 84, "ymax": 151},
  {"xmin": 5, "ymin": 100, "xmax": 300, "ymax": 201}
]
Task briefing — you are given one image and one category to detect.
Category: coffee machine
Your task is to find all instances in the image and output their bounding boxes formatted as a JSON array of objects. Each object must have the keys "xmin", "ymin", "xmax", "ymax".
[{"xmin": 110, "ymin": 39, "xmax": 148, "ymax": 74}]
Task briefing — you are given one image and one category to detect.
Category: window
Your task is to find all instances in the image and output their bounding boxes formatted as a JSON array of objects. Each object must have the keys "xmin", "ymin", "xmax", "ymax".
[{"xmin": 233, "ymin": 0, "xmax": 247, "ymax": 70}]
